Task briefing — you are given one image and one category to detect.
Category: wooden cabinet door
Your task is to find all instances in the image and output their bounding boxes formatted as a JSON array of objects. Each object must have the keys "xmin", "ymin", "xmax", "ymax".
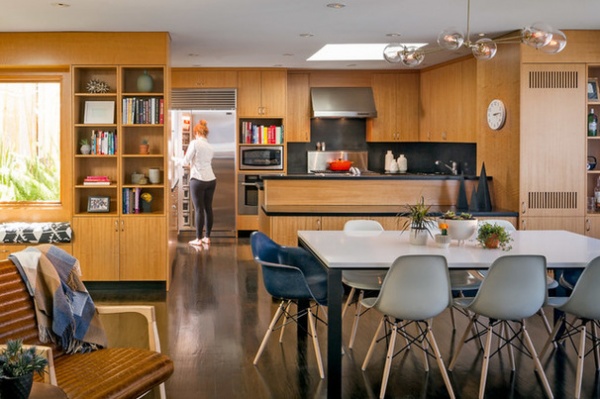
[
  {"xmin": 286, "ymin": 73, "xmax": 311, "ymax": 142},
  {"xmin": 72, "ymin": 216, "xmax": 119, "ymax": 281},
  {"xmin": 368, "ymin": 74, "xmax": 396, "ymax": 142},
  {"xmin": 419, "ymin": 59, "xmax": 476, "ymax": 143},
  {"xmin": 171, "ymin": 69, "xmax": 237, "ymax": 88},
  {"xmin": 520, "ymin": 216, "xmax": 584, "ymax": 234},
  {"xmin": 368, "ymin": 73, "xmax": 419, "ymax": 142},
  {"xmin": 585, "ymin": 216, "xmax": 600, "ymax": 238},
  {"xmin": 119, "ymin": 216, "xmax": 166, "ymax": 281},
  {"xmin": 270, "ymin": 216, "xmax": 321, "ymax": 247},
  {"xmin": 238, "ymin": 70, "xmax": 286, "ymax": 117},
  {"xmin": 260, "ymin": 70, "xmax": 286, "ymax": 117},
  {"xmin": 238, "ymin": 70, "xmax": 263, "ymax": 117},
  {"xmin": 520, "ymin": 63, "xmax": 586, "ymax": 218}
]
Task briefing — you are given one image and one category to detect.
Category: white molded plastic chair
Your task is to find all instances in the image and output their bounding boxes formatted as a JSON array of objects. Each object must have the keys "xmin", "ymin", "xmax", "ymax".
[
  {"xmin": 341, "ymin": 220, "xmax": 387, "ymax": 349},
  {"xmin": 361, "ymin": 255, "xmax": 455, "ymax": 399},
  {"xmin": 476, "ymin": 219, "xmax": 557, "ymax": 335},
  {"xmin": 540, "ymin": 256, "xmax": 600, "ymax": 399},
  {"xmin": 448, "ymin": 255, "xmax": 554, "ymax": 399}
]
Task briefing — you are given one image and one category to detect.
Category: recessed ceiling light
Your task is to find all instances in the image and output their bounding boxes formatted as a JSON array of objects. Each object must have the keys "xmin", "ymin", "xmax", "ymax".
[
  {"xmin": 188, "ymin": 53, "xmax": 200, "ymax": 57},
  {"xmin": 327, "ymin": 3, "xmax": 346, "ymax": 9},
  {"xmin": 299, "ymin": 33, "xmax": 314, "ymax": 38},
  {"xmin": 386, "ymin": 33, "xmax": 402, "ymax": 38},
  {"xmin": 283, "ymin": 53, "xmax": 294, "ymax": 57},
  {"xmin": 51, "ymin": 2, "xmax": 70, "ymax": 7},
  {"xmin": 308, "ymin": 43, "xmax": 427, "ymax": 61}
]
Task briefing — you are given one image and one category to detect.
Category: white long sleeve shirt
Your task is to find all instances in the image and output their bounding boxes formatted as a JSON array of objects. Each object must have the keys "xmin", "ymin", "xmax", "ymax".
[{"xmin": 183, "ymin": 137, "xmax": 216, "ymax": 181}]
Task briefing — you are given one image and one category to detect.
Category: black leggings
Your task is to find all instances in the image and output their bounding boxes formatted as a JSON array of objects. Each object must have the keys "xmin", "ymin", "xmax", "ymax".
[{"xmin": 190, "ymin": 178, "xmax": 217, "ymax": 239}]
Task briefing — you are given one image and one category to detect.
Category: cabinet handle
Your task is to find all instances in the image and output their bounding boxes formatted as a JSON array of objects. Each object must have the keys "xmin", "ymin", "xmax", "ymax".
[
  {"xmin": 121, "ymin": 220, "xmax": 125, "ymax": 232},
  {"xmin": 586, "ymin": 218, "xmax": 591, "ymax": 232},
  {"xmin": 316, "ymin": 218, "xmax": 321, "ymax": 231},
  {"xmin": 114, "ymin": 220, "xmax": 119, "ymax": 232},
  {"xmin": 521, "ymin": 201, "xmax": 527, "ymax": 214},
  {"xmin": 521, "ymin": 219, "xmax": 527, "ymax": 230}
]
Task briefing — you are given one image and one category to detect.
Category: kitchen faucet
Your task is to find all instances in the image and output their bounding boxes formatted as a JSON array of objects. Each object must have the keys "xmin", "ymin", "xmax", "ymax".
[{"xmin": 435, "ymin": 160, "xmax": 458, "ymax": 175}]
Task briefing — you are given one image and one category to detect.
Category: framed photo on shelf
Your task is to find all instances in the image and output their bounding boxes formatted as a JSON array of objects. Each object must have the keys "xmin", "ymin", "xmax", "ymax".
[
  {"xmin": 588, "ymin": 78, "xmax": 599, "ymax": 101},
  {"xmin": 87, "ymin": 196, "xmax": 110, "ymax": 213},
  {"xmin": 84, "ymin": 101, "xmax": 115, "ymax": 124}
]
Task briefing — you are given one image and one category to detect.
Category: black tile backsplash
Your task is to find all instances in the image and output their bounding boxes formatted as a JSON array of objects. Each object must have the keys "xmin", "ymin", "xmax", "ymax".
[{"xmin": 287, "ymin": 119, "xmax": 477, "ymax": 175}]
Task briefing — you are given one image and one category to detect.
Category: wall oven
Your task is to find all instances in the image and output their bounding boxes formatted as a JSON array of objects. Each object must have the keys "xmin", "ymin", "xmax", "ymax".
[
  {"xmin": 237, "ymin": 174, "xmax": 262, "ymax": 215},
  {"xmin": 239, "ymin": 145, "xmax": 284, "ymax": 170}
]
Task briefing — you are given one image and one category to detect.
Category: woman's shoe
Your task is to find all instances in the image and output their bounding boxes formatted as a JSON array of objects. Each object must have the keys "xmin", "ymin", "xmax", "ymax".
[
  {"xmin": 201, "ymin": 237, "xmax": 210, "ymax": 245},
  {"xmin": 189, "ymin": 238, "xmax": 202, "ymax": 246}
]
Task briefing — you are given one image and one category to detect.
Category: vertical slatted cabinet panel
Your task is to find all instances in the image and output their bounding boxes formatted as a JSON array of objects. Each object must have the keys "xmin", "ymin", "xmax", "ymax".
[{"xmin": 520, "ymin": 63, "xmax": 586, "ymax": 232}]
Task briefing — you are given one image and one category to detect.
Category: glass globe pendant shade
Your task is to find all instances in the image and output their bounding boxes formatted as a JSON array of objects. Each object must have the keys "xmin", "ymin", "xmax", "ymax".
[
  {"xmin": 383, "ymin": 43, "xmax": 404, "ymax": 63},
  {"xmin": 400, "ymin": 46, "xmax": 425, "ymax": 67},
  {"xmin": 539, "ymin": 29, "xmax": 567, "ymax": 54},
  {"xmin": 437, "ymin": 28, "xmax": 465, "ymax": 51},
  {"xmin": 471, "ymin": 38, "xmax": 497, "ymax": 60},
  {"xmin": 521, "ymin": 22, "xmax": 553, "ymax": 49}
]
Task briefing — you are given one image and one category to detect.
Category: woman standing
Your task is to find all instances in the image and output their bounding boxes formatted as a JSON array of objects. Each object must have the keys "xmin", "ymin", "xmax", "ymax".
[{"xmin": 183, "ymin": 119, "xmax": 216, "ymax": 246}]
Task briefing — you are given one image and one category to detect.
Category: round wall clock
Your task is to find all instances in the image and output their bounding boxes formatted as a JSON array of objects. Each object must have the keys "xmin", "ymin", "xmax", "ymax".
[{"xmin": 487, "ymin": 99, "xmax": 506, "ymax": 130}]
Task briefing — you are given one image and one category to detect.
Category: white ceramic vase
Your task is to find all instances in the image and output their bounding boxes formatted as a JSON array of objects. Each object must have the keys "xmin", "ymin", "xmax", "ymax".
[{"xmin": 409, "ymin": 228, "xmax": 429, "ymax": 246}]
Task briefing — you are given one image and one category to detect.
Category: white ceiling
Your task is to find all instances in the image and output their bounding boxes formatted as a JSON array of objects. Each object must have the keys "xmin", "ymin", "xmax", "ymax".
[{"xmin": 6, "ymin": 0, "xmax": 600, "ymax": 70}]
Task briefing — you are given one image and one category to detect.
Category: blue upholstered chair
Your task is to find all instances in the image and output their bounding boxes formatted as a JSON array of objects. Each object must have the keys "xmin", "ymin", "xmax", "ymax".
[{"xmin": 250, "ymin": 231, "xmax": 328, "ymax": 378}]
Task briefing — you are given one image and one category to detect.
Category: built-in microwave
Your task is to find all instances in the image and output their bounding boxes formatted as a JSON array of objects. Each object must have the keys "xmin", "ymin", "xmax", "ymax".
[{"xmin": 239, "ymin": 145, "xmax": 284, "ymax": 170}]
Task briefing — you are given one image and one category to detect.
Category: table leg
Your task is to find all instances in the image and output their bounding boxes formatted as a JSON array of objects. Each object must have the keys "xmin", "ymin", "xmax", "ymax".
[{"xmin": 327, "ymin": 268, "xmax": 343, "ymax": 399}]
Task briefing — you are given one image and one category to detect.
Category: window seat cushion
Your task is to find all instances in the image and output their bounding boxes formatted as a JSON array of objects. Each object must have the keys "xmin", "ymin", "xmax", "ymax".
[{"xmin": 0, "ymin": 222, "xmax": 72, "ymax": 243}]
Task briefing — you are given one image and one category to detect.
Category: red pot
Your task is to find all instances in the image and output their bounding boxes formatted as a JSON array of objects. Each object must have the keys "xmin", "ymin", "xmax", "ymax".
[{"xmin": 328, "ymin": 160, "xmax": 353, "ymax": 171}]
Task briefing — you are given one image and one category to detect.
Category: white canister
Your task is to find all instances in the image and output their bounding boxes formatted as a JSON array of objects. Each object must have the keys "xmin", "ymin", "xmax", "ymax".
[
  {"xmin": 397, "ymin": 154, "xmax": 408, "ymax": 173},
  {"xmin": 384, "ymin": 150, "xmax": 394, "ymax": 172},
  {"xmin": 148, "ymin": 168, "xmax": 160, "ymax": 184},
  {"xmin": 389, "ymin": 159, "xmax": 399, "ymax": 173}
]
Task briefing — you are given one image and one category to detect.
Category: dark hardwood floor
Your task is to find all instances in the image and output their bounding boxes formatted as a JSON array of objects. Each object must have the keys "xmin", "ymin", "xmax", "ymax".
[{"xmin": 89, "ymin": 236, "xmax": 600, "ymax": 398}]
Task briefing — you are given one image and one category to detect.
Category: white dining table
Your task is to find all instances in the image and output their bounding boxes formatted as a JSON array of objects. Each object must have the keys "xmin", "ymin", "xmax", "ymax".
[{"xmin": 297, "ymin": 229, "xmax": 600, "ymax": 399}]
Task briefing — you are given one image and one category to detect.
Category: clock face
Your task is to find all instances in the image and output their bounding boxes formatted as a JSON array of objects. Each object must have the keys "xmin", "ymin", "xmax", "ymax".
[{"xmin": 487, "ymin": 99, "xmax": 506, "ymax": 130}]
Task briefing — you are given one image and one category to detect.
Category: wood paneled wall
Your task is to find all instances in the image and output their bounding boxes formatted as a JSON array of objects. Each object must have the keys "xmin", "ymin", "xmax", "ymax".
[{"xmin": 0, "ymin": 32, "xmax": 170, "ymax": 223}]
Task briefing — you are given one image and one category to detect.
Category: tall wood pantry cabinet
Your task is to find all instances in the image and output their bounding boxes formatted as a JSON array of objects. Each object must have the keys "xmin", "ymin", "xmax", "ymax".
[
  {"xmin": 519, "ymin": 63, "xmax": 586, "ymax": 233},
  {"xmin": 71, "ymin": 65, "xmax": 168, "ymax": 282}
]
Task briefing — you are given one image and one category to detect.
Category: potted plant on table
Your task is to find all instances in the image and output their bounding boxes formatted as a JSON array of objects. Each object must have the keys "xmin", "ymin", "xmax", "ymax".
[
  {"xmin": 0, "ymin": 339, "xmax": 48, "ymax": 399},
  {"xmin": 476, "ymin": 222, "xmax": 513, "ymax": 251},
  {"xmin": 399, "ymin": 196, "xmax": 436, "ymax": 245},
  {"xmin": 435, "ymin": 222, "xmax": 452, "ymax": 248},
  {"xmin": 439, "ymin": 211, "xmax": 478, "ymax": 243}
]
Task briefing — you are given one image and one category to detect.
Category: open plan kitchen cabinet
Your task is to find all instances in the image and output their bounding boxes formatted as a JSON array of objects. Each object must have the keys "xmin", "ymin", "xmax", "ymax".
[
  {"xmin": 519, "ymin": 63, "xmax": 586, "ymax": 233},
  {"xmin": 71, "ymin": 65, "xmax": 168, "ymax": 282}
]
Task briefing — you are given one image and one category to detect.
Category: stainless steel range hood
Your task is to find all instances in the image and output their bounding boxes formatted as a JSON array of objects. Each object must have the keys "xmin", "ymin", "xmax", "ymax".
[{"xmin": 310, "ymin": 87, "xmax": 377, "ymax": 118}]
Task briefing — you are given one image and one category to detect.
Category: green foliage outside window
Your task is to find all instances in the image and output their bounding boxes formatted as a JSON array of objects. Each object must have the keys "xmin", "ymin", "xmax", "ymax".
[{"xmin": 0, "ymin": 82, "xmax": 60, "ymax": 202}]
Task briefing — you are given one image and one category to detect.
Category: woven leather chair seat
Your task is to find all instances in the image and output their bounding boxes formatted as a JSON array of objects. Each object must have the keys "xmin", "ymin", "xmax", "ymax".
[{"xmin": 0, "ymin": 259, "xmax": 174, "ymax": 398}]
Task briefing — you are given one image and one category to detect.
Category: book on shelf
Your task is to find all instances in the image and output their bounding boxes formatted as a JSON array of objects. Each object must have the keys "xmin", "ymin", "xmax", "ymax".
[
  {"xmin": 122, "ymin": 187, "xmax": 142, "ymax": 214},
  {"xmin": 83, "ymin": 175, "xmax": 111, "ymax": 185},
  {"xmin": 89, "ymin": 130, "xmax": 116, "ymax": 155},
  {"xmin": 122, "ymin": 97, "xmax": 164, "ymax": 125},
  {"xmin": 240, "ymin": 122, "xmax": 284, "ymax": 144}
]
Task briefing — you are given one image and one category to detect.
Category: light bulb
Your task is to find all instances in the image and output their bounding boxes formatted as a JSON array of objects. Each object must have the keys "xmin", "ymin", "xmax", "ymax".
[
  {"xmin": 539, "ymin": 29, "xmax": 567, "ymax": 54},
  {"xmin": 437, "ymin": 28, "xmax": 465, "ymax": 51},
  {"xmin": 383, "ymin": 43, "xmax": 403, "ymax": 63},
  {"xmin": 521, "ymin": 22, "xmax": 553, "ymax": 49},
  {"xmin": 471, "ymin": 38, "xmax": 497, "ymax": 60},
  {"xmin": 400, "ymin": 46, "xmax": 425, "ymax": 67}
]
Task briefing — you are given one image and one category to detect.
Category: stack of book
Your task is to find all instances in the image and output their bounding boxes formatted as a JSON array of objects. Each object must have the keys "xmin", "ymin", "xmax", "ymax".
[
  {"xmin": 240, "ymin": 122, "xmax": 284, "ymax": 144},
  {"xmin": 83, "ymin": 176, "xmax": 111, "ymax": 186}
]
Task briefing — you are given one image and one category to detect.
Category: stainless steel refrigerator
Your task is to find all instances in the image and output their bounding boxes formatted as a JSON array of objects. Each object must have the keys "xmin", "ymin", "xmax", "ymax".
[{"xmin": 171, "ymin": 109, "xmax": 236, "ymax": 237}]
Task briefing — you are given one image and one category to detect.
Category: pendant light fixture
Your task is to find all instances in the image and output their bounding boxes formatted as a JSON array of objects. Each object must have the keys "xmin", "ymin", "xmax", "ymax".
[{"xmin": 384, "ymin": 0, "xmax": 566, "ymax": 67}]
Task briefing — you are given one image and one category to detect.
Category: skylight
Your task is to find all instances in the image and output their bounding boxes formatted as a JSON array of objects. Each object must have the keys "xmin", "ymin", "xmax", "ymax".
[{"xmin": 308, "ymin": 43, "xmax": 428, "ymax": 61}]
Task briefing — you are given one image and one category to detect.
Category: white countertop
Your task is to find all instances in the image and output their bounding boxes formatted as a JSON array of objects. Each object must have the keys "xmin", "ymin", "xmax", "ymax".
[{"xmin": 298, "ymin": 230, "xmax": 600, "ymax": 270}]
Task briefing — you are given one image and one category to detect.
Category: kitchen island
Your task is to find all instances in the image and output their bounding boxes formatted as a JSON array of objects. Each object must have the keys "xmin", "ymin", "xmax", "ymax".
[{"xmin": 259, "ymin": 173, "xmax": 518, "ymax": 246}]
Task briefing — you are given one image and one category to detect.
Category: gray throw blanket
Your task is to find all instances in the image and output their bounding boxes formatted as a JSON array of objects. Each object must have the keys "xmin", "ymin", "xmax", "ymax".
[{"xmin": 9, "ymin": 244, "xmax": 107, "ymax": 353}]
